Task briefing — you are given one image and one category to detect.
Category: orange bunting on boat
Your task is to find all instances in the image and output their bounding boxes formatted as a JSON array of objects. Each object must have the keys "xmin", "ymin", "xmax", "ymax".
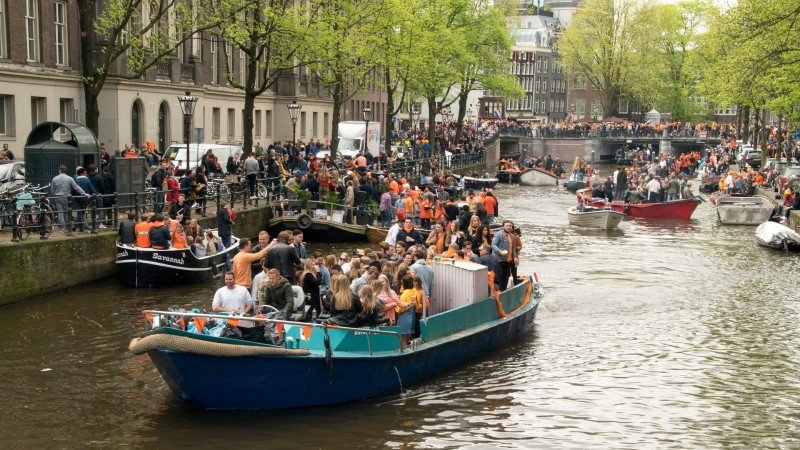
[{"xmin": 193, "ymin": 318, "xmax": 206, "ymax": 333}]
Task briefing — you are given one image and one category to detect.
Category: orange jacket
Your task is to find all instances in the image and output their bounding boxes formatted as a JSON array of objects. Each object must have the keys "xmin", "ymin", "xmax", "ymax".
[{"xmin": 135, "ymin": 222, "xmax": 153, "ymax": 247}]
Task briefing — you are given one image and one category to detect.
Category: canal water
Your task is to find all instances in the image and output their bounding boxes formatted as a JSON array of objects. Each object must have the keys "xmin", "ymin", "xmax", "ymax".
[{"xmin": 2, "ymin": 177, "xmax": 799, "ymax": 449}]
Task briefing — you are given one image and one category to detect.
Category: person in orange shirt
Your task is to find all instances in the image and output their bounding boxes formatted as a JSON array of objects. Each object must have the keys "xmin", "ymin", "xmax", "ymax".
[
  {"xmin": 419, "ymin": 195, "xmax": 433, "ymax": 230},
  {"xmin": 231, "ymin": 238, "xmax": 271, "ymax": 289},
  {"xmin": 483, "ymin": 191, "xmax": 498, "ymax": 222},
  {"xmin": 171, "ymin": 223, "xmax": 188, "ymax": 249},
  {"xmin": 134, "ymin": 214, "xmax": 154, "ymax": 247}
]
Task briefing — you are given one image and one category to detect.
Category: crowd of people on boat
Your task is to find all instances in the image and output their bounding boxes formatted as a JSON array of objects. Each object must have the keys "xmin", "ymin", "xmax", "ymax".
[{"xmin": 206, "ymin": 213, "xmax": 522, "ymax": 346}]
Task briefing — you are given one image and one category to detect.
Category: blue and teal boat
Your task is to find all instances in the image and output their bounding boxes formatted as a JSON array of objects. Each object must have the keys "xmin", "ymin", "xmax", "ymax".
[{"xmin": 129, "ymin": 276, "xmax": 543, "ymax": 410}]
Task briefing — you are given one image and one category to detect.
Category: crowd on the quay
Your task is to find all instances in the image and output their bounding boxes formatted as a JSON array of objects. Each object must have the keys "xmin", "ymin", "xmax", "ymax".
[{"xmin": 121, "ymin": 200, "xmax": 523, "ymax": 346}]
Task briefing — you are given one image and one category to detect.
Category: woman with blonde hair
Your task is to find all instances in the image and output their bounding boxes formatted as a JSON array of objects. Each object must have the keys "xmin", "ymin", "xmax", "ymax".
[
  {"xmin": 374, "ymin": 275, "xmax": 399, "ymax": 325},
  {"xmin": 359, "ymin": 284, "xmax": 384, "ymax": 327},
  {"xmin": 347, "ymin": 258, "xmax": 362, "ymax": 282},
  {"xmin": 445, "ymin": 220, "xmax": 465, "ymax": 249},
  {"xmin": 324, "ymin": 254, "xmax": 337, "ymax": 271},
  {"xmin": 425, "ymin": 221, "xmax": 447, "ymax": 254},
  {"xmin": 325, "ymin": 274, "xmax": 362, "ymax": 327}
]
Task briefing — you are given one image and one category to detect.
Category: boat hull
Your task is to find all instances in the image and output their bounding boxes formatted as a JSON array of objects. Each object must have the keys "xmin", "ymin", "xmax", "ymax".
[
  {"xmin": 579, "ymin": 190, "xmax": 702, "ymax": 220},
  {"xmin": 116, "ymin": 236, "xmax": 239, "ymax": 288},
  {"xmin": 267, "ymin": 217, "xmax": 367, "ymax": 242},
  {"xmin": 755, "ymin": 221, "xmax": 800, "ymax": 250},
  {"xmin": 716, "ymin": 196, "xmax": 775, "ymax": 225},
  {"xmin": 497, "ymin": 171, "xmax": 521, "ymax": 184},
  {"xmin": 366, "ymin": 225, "xmax": 388, "ymax": 244},
  {"xmin": 567, "ymin": 206, "xmax": 625, "ymax": 229},
  {"xmin": 462, "ymin": 177, "xmax": 498, "ymax": 189},
  {"xmin": 144, "ymin": 281, "xmax": 540, "ymax": 410},
  {"xmin": 520, "ymin": 168, "xmax": 559, "ymax": 186}
]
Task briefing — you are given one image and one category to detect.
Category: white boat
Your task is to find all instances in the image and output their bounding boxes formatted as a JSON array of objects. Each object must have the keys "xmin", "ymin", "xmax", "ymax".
[
  {"xmin": 520, "ymin": 168, "xmax": 560, "ymax": 186},
  {"xmin": 716, "ymin": 196, "xmax": 776, "ymax": 225},
  {"xmin": 567, "ymin": 205, "xmax": 625, "ymax": 229},
  {"xmin": 755, "ymin": 221, "xmax": 800, "ymax": 250}
]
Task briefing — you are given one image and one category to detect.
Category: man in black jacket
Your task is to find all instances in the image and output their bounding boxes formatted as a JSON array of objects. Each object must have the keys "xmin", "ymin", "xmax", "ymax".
[
  {"xmin": 472, "ymin": 243, "xmax": 500, "ymax": 290},
  {"xmin": 395, "ymin": 217, "xmax": 423, "ymax": 246},
  {"xmin": 266, "ymin": 230, "xmax": 302, "ymax": 284}
]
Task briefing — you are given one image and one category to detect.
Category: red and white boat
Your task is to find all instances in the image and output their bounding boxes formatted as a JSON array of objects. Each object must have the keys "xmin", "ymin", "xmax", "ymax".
[{"xmin": 577, "ymin": 189, "xmax": 702, "ymax": 220}]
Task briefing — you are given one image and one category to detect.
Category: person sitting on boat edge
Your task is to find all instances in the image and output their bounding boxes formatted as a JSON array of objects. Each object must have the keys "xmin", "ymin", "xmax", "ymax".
[
  {"xmin": 191, "ymin": 236, "xmax": 206, "ymax": 257},
  {"xmin": 134, "ymin": 213, "xmax": 154, "ymax": 247},
  {"xmin": 204, "ymin": 230, "xmax": 220, "ymax": 256},
  {"xmin": 119, "ymin": 212, "xmax": 137, "ymax": 245},
  {"xmin": 325, "ymin": 274, "xmax": 363, "ymax": 328},
  {"xmin": 149, "ymin": 214, "xmax": 171, "ymax": 249},
  {"xmin": 257, "ymin": 269, "xmax": 295, "ymax": 319},
  {"xmin": 396, "ymin": 218, "xmax": 424, "ymax": 246}
]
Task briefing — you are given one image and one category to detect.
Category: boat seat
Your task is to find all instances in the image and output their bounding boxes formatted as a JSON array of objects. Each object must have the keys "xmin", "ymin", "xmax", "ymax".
[{"xmin": 289, "ymin": 285, "xmax": 309, "ymax": 322}]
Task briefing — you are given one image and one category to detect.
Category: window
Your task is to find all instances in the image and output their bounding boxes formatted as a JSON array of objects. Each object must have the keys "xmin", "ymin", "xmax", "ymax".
[
  {"xmin": 0, "ymin": 1, "xmax": 7, "ymax": 58},
  {"xmin": 0, "ymin": 95, "xmax": 14, "ymax": 135},
  {"xmin": 591, "ymin": 99, "xmax": 602, "ymax": 118},
  {"xmin": 300, "ymin": 112, "xmax": 306, "ymax": 137},
  {"xmin": 323, "ymin": 112, "xmax": 329, "ymax": 136},
  {"xmin": 535, "ymin": 78, "xmax": 540, "ymax": 93},
  {"xmin": 265, "ymin": 110, "xmax": 272, "ymax": 137},
  {"xmin": 54, "ymin": 2, "xmax": 68, "ymax": 66},
  {"xmin": 210, "ymin": 36, "xmax": 218, "ymax": 84},
  {"xmin": 31, "ymin": 97, "xmax": 46, "ymax": 126},
  {"xmin": 59, "ymin": 98, "xmax": 73, "ymax": 134},
  {"xmin": 549, "ymin": 98, "xmax": 554, "ymax": 113},
  {"xmin": 25, "ymin": 0, "xmax": 39, "ymax": 62},
  {"xmin": 227, "ymin": 109, "xmax": 235, "ymax": 139},
  {"xmin": 543, "ymin": 57, "xmax": 548, "ymax": 73},
  {"xmin": 575, "ymin": 98, "xmax": 586, "ymax": 119},
  {"xmin": 212, "ymin": 107, "xmax": 220, "ymax": 139},
  {"xmin": 619, "ymin": 99, "xmax": 629, "ymax": 114},
  {"xmin": 312, "ymin": 112, "xmax": 318, "ymax": 137},
  {"xmin": 254, "ymin": 110, "xmax": 262, "ymax": 138},
  {"xmin": 536, "ymin": 56, "xmax": 541, "ymax": 72},
  {"xmin": 575, "ymin": 76, "xmax": 587, "ymax": 89}
]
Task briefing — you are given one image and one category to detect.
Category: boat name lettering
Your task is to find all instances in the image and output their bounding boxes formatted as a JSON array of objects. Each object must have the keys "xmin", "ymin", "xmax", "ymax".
[
  {"xmin": 117, "ymin": 250, "xmax": 128, "ymax": 258},
  {"xmin": 152, "ymin": 253, "xmax": 185, "ymax": 265}
]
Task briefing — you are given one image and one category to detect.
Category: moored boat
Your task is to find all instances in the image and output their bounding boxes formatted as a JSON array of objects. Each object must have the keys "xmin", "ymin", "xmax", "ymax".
[
  {"xmin": 567, "ymin": 205, "xmax": 625, "ymax": 229},
  {"xmin": 577, "ymin": 189, "xmax": 702, "ymax": 220},
  {"xmin": 462, "ymin": 176, "xmax": 498, "ymax": 189},
  {"xmin": 267, "ymin": 201, "xmax": 368, "ymax": 242},
  {"xmin": 755, "ymin": 221, "xmax": 800, "ymax": 250},
  {"xmin": 715, "ymin": 195, "xmax": 775, "ymax": 225},
  {"xmin": 129, "ymin": 267, "xmax": 544, "ymax": 410},
  {"xmin": 497, "ymin": 170, "xmax": 521, "ymax": 184},
  {"xmin": 520, "ymin": 167, "xmax": 560, "ymax": 186},
  {"xmin": 116, "ymin": 230, "xmax": 239, "ymax": 288}
]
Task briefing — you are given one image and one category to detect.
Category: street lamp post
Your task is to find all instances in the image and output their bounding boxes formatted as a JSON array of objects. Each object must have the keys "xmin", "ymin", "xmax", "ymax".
[
  {"xmin": 177, "ymin": 91, "xmax": 198, "ymax": 172},
  {"xmin": 287, "ymin": 100, "xmax": 302, "ymax": 153},
  {"xmin": 411, "ymin": 107, "xmax": 420, "ymax": 135},
  {"xmin": 362, "ymin": 106, "xmax": 372, "ymax": 155}
]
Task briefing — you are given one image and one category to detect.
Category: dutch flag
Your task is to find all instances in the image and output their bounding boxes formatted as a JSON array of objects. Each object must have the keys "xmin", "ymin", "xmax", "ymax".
[{"xmin": 494, "ymin": 107, "xmax": 503, "ymax": 119}]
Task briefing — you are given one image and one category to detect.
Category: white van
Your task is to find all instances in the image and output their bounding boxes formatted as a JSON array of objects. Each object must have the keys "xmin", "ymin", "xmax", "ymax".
[{"xmin": 164, "ymin": 143, "xmax": 243, "ymax": 174}]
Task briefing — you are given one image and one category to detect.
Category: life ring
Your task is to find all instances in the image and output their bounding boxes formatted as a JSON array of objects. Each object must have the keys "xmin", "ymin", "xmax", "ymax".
[{"xmin": 296, "ymin": 213, "xmax": 313, "ymax": 230}]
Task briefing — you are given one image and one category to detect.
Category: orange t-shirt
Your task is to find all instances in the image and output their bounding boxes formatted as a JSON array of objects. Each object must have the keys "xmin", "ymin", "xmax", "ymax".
[{"xmin": 483, "ymin": 196, "xmax": 497, "ymax": 215}]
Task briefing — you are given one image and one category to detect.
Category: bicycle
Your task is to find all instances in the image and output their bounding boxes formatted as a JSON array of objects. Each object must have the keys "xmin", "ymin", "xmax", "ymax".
[{"xmin": 15, "ymin": 185, "xmax": 54, "ymax": 240}]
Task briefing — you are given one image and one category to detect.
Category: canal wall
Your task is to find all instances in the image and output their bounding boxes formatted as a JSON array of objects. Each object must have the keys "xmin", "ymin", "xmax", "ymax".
[{"xmin": 0, "ymin": 163, "xmax": 486, "ymax": 306}]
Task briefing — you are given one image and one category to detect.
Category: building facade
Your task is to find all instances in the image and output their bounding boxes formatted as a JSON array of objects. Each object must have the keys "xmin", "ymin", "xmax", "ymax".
[{"xmin": 0, "ymin": 1, "xmax": 387, "ymax": 158}]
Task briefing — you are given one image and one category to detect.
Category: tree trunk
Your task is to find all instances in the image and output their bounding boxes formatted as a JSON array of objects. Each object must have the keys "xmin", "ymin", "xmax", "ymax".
[
  {"xmin": 77, "ymin": 0, "xmax": 99, "ymax": 134},
  {"xmin": 452, "ymin": 93, "xmax": 468, "ymax": 150},
  {"xmin": 330, "ymin": 87, "xmax": 343, "ymax": 160},
  {"xmin": 384, "ymin": 68, "xmax": 394, "ymax": 156},
  {"xmin": 427, "ymin": 97, "xmax": 438, "ymax": 169},
  {"xmin": 742, "ymin": 105, "xmax": 750, "ymax": 143},
  {"xmin": 242, "ymin": 92, "xmax": 255, "ymax": 155}
]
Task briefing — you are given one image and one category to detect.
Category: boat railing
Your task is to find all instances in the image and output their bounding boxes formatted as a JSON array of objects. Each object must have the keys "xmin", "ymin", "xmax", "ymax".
[
  {"xmin": 276, "ymin": 199, "xmax": 366, "ymax": 225},
  {"xmin": 142, "ymin": 310, "xmax": 405, "ymax": 355}
]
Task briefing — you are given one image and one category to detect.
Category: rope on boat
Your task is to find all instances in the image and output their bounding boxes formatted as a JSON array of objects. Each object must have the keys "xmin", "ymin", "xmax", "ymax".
[
  {"xmin": 128, "ymin": 334, "xmax": 310, "ymax": 357},
  {"xmin": 488, "ymin": 274, "xmax": 535, "ymax": 319}
]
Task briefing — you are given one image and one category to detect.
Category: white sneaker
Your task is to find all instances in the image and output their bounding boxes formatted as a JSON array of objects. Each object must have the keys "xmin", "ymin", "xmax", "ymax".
[
  {"xmin": 250, "ymin": 196, "xmax": 257, "ymax": 199},
  {"xmin": 98, "ymin": 223, "xmax": 107, "ymax": 229}
]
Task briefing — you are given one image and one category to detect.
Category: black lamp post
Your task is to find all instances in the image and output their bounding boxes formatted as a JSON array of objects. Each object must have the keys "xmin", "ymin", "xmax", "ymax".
[
  {"xmin": 177, "ymin": 91, "xmax": 198, "ymax": 171},
  {"xmin": 362, "ymin": 106, "xmax": 372, "ymax": 154},
  {"xmin": 411, "ymin": 107, "xmax": 420, "ymax": 135},
  {"xmin": 287, "ymin": 100, "xmax": 302, "ymax": 151},
  {"xmin": 592, "ymin": 104, "xmax": 599, "ymax": 123}
]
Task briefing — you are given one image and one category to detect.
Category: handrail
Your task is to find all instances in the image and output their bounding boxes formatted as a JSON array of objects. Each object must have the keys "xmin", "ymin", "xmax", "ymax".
[{"xmin": 143, "ymin": 309, "xmax": 405, "ymax": 354}]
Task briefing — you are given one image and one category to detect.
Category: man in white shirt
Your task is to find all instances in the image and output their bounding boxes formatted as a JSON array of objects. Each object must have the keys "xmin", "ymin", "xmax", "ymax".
[
  {"xmin": 212, "ymin": 272, "xmax": 254, "ymax": 328},
  {"xmin": 646, "ymin": 177, "xmax": 662, "ymax": 203},
  {"xmin": 385, "ymin": 222, "xmax": 401, "ymax": 247}
]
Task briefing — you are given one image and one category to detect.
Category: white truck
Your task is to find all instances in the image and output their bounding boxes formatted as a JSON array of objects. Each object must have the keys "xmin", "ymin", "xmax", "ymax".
[{"xmin": 325, "ymin": 121, "xmax": 381, "ymax": 160}]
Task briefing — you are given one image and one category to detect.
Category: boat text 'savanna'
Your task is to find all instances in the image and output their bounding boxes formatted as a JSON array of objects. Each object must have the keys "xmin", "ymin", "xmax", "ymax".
[
  {"xmin": 129, "ymin": 271, "xmax": 543, "ymax": 410},
  {"xmin": 116, "ymin": 231, "xmax": 239, "ymax": 288}
]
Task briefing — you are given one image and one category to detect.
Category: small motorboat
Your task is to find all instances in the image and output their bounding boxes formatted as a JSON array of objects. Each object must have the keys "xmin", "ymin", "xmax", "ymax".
[
  {"xmin": 116, "ymin": 229, "xmax": 239, "ymax": 288},
  {"xmin": 267, "ymin": 201, "xmax": 368, "ymax": 242},
  {"xmin": 577, "ymin": 189, "xmax": 702, "ymax": 220},
  {"xmin": 462, "ymin": 176, "xmax": 498, "ymax": 189},
  {"xmin": 567, "ymin": 205, "xmax": 625, "ymax": 229},
  {"xmin": 715, "ymin": 195, "xmax": 775, "ymax": 225},
  {"xmin": 755, "ymin": 221, "xmax": 800, "ymax": 250},
  {"xmin": 520, "ymin": 167, "xmax": 560, "ymax": 187},
  {"xmin": 496, "ymin": 170, "xmax": 521, "ymax": 184}
]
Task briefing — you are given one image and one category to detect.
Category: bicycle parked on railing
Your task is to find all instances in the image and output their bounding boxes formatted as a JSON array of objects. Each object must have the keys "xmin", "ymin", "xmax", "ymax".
[{"xmin": 15, "ymin": 184, "xmax": 54, "ymax": 240}]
